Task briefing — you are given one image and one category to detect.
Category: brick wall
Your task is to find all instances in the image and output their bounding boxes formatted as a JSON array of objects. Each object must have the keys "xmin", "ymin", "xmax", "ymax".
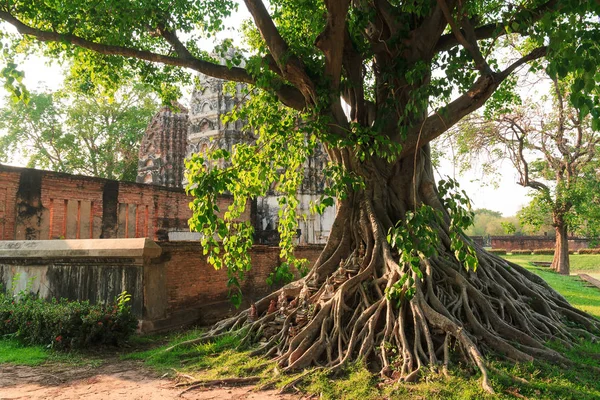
[
  {"xmin": 0, "ymin": 170, "xmax": 19, "ymax": 240},
  {"xmin": 491, "ymin": 235, "xmax": 592, "ymax": 251},
  {"xmin": 0, "ymin": 164, "xmax": 250, "ymax": 241},
  {"xmin": 157, "ymin": 242, "xmax": 324, "ymax": 328}
]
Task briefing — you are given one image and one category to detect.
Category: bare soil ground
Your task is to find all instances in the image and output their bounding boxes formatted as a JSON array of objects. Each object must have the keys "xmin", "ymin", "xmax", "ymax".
[{"xmin": 0, "ymin": 360, "xmax": 302, "ymax": 400}]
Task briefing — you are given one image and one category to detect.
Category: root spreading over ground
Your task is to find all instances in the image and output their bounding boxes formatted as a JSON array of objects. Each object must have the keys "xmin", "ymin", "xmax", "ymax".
[{"xmin": 173, "ymin": 153, "xmax": 600, "ymax": 393}]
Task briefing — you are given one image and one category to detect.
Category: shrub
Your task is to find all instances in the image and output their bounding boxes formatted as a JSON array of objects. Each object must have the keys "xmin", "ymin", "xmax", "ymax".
[
  {"xmin": 489, "ymin": 249, "xmax": 507, "ymax": 255},
  {"xmin": 0, "ymin": 291, "xmax": 138, "ymax": 350},
  {"xmin": 511, "ymin": 249, "xmax": 533, "ymax": 255},
  {"xmin": 578, "ymin": 248, "xmax": 600, "ymax": 255},
  {"xmin": 533, "ymin": 248, "xmax": 555, "ymax": 255}
]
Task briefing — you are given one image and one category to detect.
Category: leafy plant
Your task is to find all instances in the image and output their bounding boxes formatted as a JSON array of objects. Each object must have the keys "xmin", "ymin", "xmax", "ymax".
[{"xmin": 0, "ymin": 290, "xmax": 137, "ymax": 349}]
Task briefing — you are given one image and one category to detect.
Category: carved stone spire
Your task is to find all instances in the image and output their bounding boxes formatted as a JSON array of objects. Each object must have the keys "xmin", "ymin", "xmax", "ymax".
[{"xmin": 136, "ymin": 104, "xmax": 189, "ymax": 188}]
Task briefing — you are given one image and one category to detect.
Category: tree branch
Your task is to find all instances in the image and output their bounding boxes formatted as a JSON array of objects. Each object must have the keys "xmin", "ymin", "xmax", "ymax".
[
  {"xmin": 0, "ymin": 10, "xmax": 307, "ymax": 110},
  {"xmin": 434, "ymin": 0, "xmax": 559, "ymax": 53},
  {"xmin": 157, "ymin": 24, "xmax": 194, "ymax": 61},
  {"xmin": 436, "ymin": 0, "xmax": 492, "ymax": 74},
  {"xmin": 401, "ymin": 46, "xmax": 547, "ymax": 156},
  {"xmin": 0, "ymin": 11, "xmax": 251, "ymax": 83},
  {"xmin": 243, "ymin": 0, "xmax": 316, "ymax": 103},
  {"xmin": 315, "ymin": 0, "xmax": 351, "ymax": 91}
]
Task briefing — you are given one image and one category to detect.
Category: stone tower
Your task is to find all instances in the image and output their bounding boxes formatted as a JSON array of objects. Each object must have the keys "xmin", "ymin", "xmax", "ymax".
[
  {"xmin": 136, "ymin": 104, "xmax": 189, "ymax": 188},
  {"xmin": 187, "ymin": 74, "xmax": 249, "ymax": 162}
]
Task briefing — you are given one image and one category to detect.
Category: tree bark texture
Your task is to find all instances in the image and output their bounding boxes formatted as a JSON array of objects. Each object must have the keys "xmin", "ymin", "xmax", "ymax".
[{"xmin": 552, "ymin": 217, "xmax": 571, "ymax": 275}]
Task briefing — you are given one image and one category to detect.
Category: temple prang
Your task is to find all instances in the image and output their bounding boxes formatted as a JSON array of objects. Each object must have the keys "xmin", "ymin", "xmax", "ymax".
[{"xmin": 137, "ymin": 74, "xmax": 335, "ymax": 245}]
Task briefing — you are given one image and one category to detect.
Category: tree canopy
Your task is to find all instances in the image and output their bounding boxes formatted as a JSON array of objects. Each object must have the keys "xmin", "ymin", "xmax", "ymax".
[{"xmin": 2, "ymin": 0, "xmax": 600, "ymax": 392}]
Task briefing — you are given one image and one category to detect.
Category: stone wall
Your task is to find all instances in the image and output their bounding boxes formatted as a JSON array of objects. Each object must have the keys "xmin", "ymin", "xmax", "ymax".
[
  {"xmin": 0, "ymin": 238, "xmax": 324, "ymax": 332},
  {"xmin": 0, "ymin": 164, "xmax": 249, "ymax": 241},
  {"xmin": 0, "ymin": 239, "xmax": 163, "ymax": 322},
  {"xmin": 490, "ymin": 235, "xmax": 592, "ymax": 251}
]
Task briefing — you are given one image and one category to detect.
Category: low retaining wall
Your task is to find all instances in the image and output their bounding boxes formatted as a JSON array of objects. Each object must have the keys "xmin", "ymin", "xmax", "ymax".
[
  {"xmin": 490, "ymin": 235, "xmax": 591, "ymax": 251},
  {"xmin": 0, "ymin": 239, "xmax": 324, "ymax": 332}
]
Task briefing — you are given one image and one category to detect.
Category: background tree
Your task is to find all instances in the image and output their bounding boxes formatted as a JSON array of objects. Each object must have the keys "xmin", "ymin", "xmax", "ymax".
[
  {"xmin": 463, "ymin": 208, "xmax": 547, "ymax": 237},
  {"xmin": 0, "ymin": 79, "xmax": 158, "ymax": 180},
  {"xmin": 2, "ymin": 0, "xmax": 600, "ymax": 392},
  {"xmin": 452, "ymin": 75, "xmax": 600, "ymax": 274},
  {"xmin": 0, "ymin": 91, "xmax": 71, "ymax": 172}
]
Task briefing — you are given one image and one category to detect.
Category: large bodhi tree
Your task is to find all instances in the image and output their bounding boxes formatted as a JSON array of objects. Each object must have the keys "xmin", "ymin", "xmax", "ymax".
[{"xmin": 2, "ymin": 0, "xmax": 600, "ymax": 392}]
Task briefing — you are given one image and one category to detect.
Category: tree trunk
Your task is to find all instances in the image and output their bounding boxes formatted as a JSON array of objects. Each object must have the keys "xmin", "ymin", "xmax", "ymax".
[
  {"xmin": 178, "ymin": 146, "xmax": 599, "ymax": 392},
  {"xmin": 552, "ymin": 217, "xmax": 571, "ymax": 275}
]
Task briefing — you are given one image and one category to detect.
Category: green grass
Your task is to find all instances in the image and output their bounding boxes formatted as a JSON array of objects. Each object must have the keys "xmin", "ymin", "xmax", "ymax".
[
  {"xmin": 0, "ymin": 339, "xmax": 50, "ymax": 366},
  {"xmin": 123, "ymin": 328, "xmax": 276, "ymax": 381},
  {"xmin": 503, "ymin": 254, "xmax": 600, "ymax": 272},
  {"xmin": 503, "ymin": 254, "xmax": 600, "ymax": 318},
  {"xmin": 120, "ymin": 330, "xmax": 600, "ymax": 400}
]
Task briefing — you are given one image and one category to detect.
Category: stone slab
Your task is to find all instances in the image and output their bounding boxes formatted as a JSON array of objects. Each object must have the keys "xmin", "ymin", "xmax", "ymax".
[
  {"xmin": 579, "ymin": 274, "xmax": 600, "ymax": 290},
  {"xmin": 0, "ymin": 238, "xmax": 162, "ymax": 259}
]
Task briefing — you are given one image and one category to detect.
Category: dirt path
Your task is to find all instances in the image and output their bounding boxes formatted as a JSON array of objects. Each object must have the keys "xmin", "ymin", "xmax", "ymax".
[{"xmin": 0, "ymin": 360, "xmax": 302, "ymax": 400}]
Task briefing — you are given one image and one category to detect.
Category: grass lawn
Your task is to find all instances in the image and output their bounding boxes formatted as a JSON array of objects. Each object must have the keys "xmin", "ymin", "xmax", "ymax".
[
  {"xmin": 503, "ymin": 254, "xmax": 600, "ymax": 318},
  {"xmin": 0, "ymin": 339, "xmax": 49, "ymax": 366}
]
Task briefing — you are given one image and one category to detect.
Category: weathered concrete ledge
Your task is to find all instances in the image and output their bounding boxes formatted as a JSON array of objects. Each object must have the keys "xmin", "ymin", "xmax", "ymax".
[{"xmin": 0, "ymin": 238, "xmax": 162, "ymax": 260}]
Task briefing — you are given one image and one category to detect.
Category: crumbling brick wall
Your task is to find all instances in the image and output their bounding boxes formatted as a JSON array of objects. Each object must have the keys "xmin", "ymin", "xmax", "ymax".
[{"xmin": 0, "ymin": 164, "xmax": 249, "ymax": 241}]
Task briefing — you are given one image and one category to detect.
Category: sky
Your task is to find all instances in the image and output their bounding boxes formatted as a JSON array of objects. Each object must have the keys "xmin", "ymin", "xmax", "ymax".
[{"xmin": 0, "ymin": 8, "xmax": 534, "ymax": 218}]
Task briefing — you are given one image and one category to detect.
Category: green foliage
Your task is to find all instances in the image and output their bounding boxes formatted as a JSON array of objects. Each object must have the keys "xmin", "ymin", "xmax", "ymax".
[
  {"xmin": 0, "ymin": 290, "xmax": 138, "ymax": 350},
  {"xmin": 438, "ymin": 178, "xmax": 479, "ymax": 271},
  {"xmin": 500, "ymin": 221, "xmax": 516, "ymax": 235},
  {"xmin": 0, "ymin": 77, "xmax": 158, "ymax": 180},
  {"xmin": 310, "ymin": 163, "xmax": 364, "ymax": 215},
  {"xmin": 386, "ymin": 204, "xmax": 443, "ymax": 303},
  {"xmin": 186, "ymin": 89, "xmax": 325, "ymax": 304},
  {"xmin": 1, "ymin": 62, "xmax": 29, "ymax": 103},
  {"xmin": 386, "ymin": 178, "xmax": 478, "ymax": 304},
  {"xmin": 463, "ymin": 208, "xmax": 551, "ymax": 237}
]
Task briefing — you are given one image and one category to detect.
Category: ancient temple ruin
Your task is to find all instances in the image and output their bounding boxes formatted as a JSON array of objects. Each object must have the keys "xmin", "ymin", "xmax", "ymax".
[
  {"xmin": 137, "ymin": 104, "xmax": 189, "ymax": 188},
  {"xmin": 136, "ymin": 74, "xmax": 335, "ymax": 244}
]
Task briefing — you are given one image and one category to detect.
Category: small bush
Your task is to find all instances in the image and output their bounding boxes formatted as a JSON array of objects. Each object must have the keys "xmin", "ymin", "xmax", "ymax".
[
  {"xmin": 489, "ymin": 249, "xmax": 507, "ymax": 255},
  {"xmin": 533, "ymin": 248, "xmax": 555, "ymax": 255},
  {"xmin": 0, "ymin": 291, "xmax": 138, "ymax": 350},
  {"xmin": 578, "ymin": 248, "xmax": 600, "ymax": 255},
  {"xmin": 511, "ymin": 249, "xmax": 533, "ymax": 255}
]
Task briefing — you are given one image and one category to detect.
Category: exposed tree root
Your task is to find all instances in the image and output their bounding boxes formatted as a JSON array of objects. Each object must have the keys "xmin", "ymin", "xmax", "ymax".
[
  {"xmin": 177, "ymin": 224, "xmax": 599, "ymax": 393},
  {"xmin": 173, "ymin": 151, "xmax": 600, "ymax": 393}
]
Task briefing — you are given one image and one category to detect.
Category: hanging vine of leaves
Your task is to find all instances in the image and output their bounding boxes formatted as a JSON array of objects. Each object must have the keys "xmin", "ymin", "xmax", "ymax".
[
  {"xmin": 385, "ymin": 177, "xmax": 478, "ymax": 306},
  {"xmin": 186, "ymin": 88, "xmax": 328, "ymax": 305}
]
